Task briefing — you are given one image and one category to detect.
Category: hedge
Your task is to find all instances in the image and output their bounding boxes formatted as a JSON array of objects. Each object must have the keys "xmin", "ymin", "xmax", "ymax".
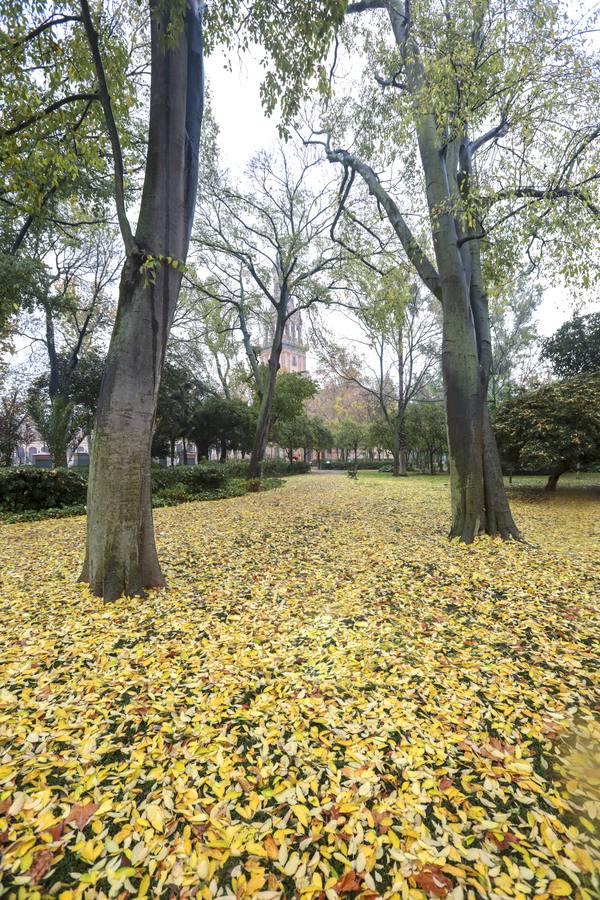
[
  {"xmin": 0, "ymin": 467, "xmax": 87, "ymax": 512},
  {"xmin": 316, "ymin": 459, "xmax": 390, "ymax": 470},
  {"xmin": 0, "ymin": 462, "xmax": 294, "ymax": 518}
]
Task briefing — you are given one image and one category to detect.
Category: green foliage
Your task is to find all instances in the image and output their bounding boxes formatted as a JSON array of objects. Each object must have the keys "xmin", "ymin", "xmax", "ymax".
[
  {"xmin": 0, "ymin": 467, "xmax": 87, "ymax": 512},
  {"xmin": 153, "ymin": 359, "xmax": 209, "ymax": 458},
  {"xmin": 150, "ymin": 465, "xmax": 226, "ymax": 492},
  {"xmin": 204, "ymin": 0, "xmax": 345, "ymax": 130},
  {"xmin": 271, "ymin": 413, "xmax": 330, "ymax": 457},
  {"xmin": 0, "ymin": 389, "xmax": 28, "ymax": 466},
  {"xmin": 495, "ymin": 374, "xmax": 600, "ymax": 476},
  {"xmin": 406, "ymin": 403, "xmax": 448, "ymax": 457},
  {"xmin": 541, "ymin": 313, "xmax": 600, "ymax": 378},
  {"xmin": 0, "ymin": 462, "xmax": 290, "ymax": 520},
  {"xmin": 268, "ymin": 371, "xmax": 318, "ymax": 426},
  {"xmin": 333, "ymin": 417, "xmax": 367, "ymax": 457},
  {"xmin": 0, "ymin": 2, "xmax": 137, "ymax": 241},
  {"xmin": 26, "ymin": 351, "xmax": 105, "ymax": 463},
  {"xmin": 321, "ymin": 458, "xmax": 387, "ymax": 470},
  {"xmin": 190, "ymin": 397, "xmax": 257, "ymax": 458},
  {"xmin": 219, "ymin": 458, "xmax": 311, "ymax": 477}
]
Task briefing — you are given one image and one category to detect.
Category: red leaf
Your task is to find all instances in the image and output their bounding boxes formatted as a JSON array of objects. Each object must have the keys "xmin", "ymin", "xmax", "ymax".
[
  {"xmin": 0, "ymin": 831, "xmax": 8, "ymax": 844},
  {"xmin": 414, "ymin": 865, "xmax": 453, "ymax": 897},
  {"xmin": 439, "ymin": 777, "xmax": 453, "ymax": 791},
  {"xmin": 64, "ymin": 801, "xmax": 99, "ymax": 831},
  {"xmin": 47, "ymin": 821, "xmax": 64, "ymax": 842},
  {"xmin": 486, "ymin": 830, "xmax": 520, "ymax": 851},
  {"xmin": 334, "ymin": 870, "xmax": 363, "ymax": 894},
  {"xmin": 28, "ymin": 850, "xmax": 54, "ymax": 884}
]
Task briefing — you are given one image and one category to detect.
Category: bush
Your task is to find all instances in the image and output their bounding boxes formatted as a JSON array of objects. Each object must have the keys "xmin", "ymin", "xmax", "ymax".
[
  {"xmin": 317, "ymin": 459, "xmax": 388, "ymax": 471},
  {"xmin": 220, "ymin": 458, "xmax": 311, "ymax": 477},
  {"xmin": 150, "ymin": 465, "xmax": 226, "ymax": 491},
  {"xmin": 0, "ymin": 461, "xmax": 288, "ymax": 520},
  {"xmin": 0, "ymin": 467, "xmax": 87, "ymax": 512}
]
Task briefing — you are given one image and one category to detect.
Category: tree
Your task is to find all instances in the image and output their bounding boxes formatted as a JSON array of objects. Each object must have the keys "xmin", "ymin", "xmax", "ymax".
[
  {"xmin": 194, "ymin": 146, "xmax": 342, "ymax": 476},
  {"xmin": 317, "ymin": 270, "xmax": 440, "ymax": 476},
  {"xmin": 271, "ymin": 413, "xmax": 325, "ymax": 462},
  {"xmin": 190, "ymin": 397, "xmax": 256, "ymax": 461},
  {"xmin": 268, "ymin": 371, "xmax": 318, "ymax": 430},
  {"xmin": 0, "ymin": 389, "xmax": 28, "ymax": 466},
  {"xmin": 541, "ymin": 313, "xmax": 600, "ymax": 378},
  {"xmin": 3, "ymin": 2, "xmax": 347, "ymax": 599},
  {"xmin": 334, "ymin": 418, "xmax": 366, "ymax": 463},
  {"xmin": 153, "ymin": 358, "xmax": 209, "ymax": 465},
  {"xmin": 489, "ymin": 279, "xmax": 542, "ymax": 408},
  {"xmin": 310, "ymin": 418, "xmax": 334, "ymax": 467},
  {"xmin": 17, "ymin": 229, "xmax": 117, "ymax": 466},
  {"xmin": 316, "ymin": 0, "xmax": 599, "ymax": 541},
  {"xmin": 26, "ymin": 350, "xmax": 105, "ymax": 466},
  {"xmin": 407, "ymin": 402, "xmax": 448, "ymax": 475},
  {"xmin": 495, "ymin": 375, "xmax": 600, "ymax": 491}
]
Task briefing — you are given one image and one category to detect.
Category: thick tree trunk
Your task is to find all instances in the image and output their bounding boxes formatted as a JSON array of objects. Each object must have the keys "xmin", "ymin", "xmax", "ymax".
[
  {"xmin": 80, "ymin": 1, "xmax": 204, "ymax": 599},
  {"xmin": 81, "ymin": 263, "xmax": 180, "ymax": 599},
  {"xmin": 442, "ymin": 295, "xmax": 485, "ymax": 541},
  {"xmin": 220, "ymin": 442, "xmax": 227, "ymax": 462}
]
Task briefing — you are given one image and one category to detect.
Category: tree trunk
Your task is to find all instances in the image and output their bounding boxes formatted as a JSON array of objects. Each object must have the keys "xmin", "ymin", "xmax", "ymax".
[
  {"xmin": 545, "ymin": 462, "xmax": 568, "ymax": 491},
  {"xmin": 170, "ymin": 438, "xmax": 175, "ymax": 466},
  {"xmin": 220, "ymin": 442, "xmax": 227, "ymax": 462},
  {"xmin": 429, "ymin": 450, "xmax": 435, "ymax": 475},
  {"xmin": 80, "ymin": 1, "xmax": 204, "ymax": 600},
  {"xmin": 249, "ymin": 291, "xmax": 288, "ymax": 477}
]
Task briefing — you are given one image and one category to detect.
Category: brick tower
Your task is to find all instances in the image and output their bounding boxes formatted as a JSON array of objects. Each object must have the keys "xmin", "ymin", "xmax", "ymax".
[{"xmin": 260, "ymin": 303, "xmax": 307, "ymax": 373}]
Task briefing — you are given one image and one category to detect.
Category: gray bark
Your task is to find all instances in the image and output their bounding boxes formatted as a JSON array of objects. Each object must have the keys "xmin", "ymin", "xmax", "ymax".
[{"xmin": 80, "ymin": 0, "xmax": 204, "ymax": 599}]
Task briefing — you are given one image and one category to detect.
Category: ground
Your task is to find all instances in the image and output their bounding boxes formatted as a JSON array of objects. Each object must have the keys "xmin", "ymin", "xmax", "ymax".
[{"xmin": 0, "ymin": 474, "xmax": 599, "ymax": 900}]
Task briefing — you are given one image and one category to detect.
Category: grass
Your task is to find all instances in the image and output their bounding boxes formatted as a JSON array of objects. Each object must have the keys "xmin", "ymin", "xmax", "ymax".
[{"xmin": 0, "ymin": 475, "xmax": 598, "ymax": 898}]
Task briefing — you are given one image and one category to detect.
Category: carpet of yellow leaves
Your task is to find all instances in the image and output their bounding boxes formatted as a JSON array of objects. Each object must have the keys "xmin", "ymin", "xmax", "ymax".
[{"xmin": 0, "ymin": 474, "xmax": 599, "ymax": 900}]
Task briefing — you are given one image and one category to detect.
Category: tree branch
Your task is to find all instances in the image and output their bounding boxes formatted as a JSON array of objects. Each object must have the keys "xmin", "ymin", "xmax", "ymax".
[
  {"xmin": 4, "ymin": 14, "xmax": 82, "ymax": 51},
  {"xmin": 0, "ymin": 92, "xmax": 98, "ymax": 140},
  {"xmin": 327, "ymin": 148, "xmax": 442, "ymax": 300},
  {"xmin": 346, "ymin": 0, "xmax": 387, "ymax": 12},
  {"xmin": 79, "ymin": 0, "xmax": 136, "ymax": 254}
]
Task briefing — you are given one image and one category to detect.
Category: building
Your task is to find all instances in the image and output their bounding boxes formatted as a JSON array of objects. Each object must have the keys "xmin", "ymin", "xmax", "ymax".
[{"xmin": 259, "ymin": 303, "xmax": 307, "ymax": 374}]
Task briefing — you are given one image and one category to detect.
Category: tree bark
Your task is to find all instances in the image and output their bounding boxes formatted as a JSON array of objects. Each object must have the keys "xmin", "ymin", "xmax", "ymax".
[
  {"xmin": 545, "ymin": 462, "xmax": 569, "ymax": 491},
  {"xmin": 248, "ymin": 290, "xmax": 288, "ymax": 477},
  {"xmin": 80, "ymin": 0, "xmax": 204, "ymax": 599}
]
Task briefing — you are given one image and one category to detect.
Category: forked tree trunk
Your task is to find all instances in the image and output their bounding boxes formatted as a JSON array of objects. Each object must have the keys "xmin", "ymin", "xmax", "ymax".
[{"xmin": 80, "ymin": 1, "xmax": 204, "ymax": 600}]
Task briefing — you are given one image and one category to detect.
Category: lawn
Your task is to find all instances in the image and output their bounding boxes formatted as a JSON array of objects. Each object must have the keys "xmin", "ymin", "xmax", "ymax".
[{"xmin": 0, "ymin": 475, "xmax": 598, "ymax": 899}]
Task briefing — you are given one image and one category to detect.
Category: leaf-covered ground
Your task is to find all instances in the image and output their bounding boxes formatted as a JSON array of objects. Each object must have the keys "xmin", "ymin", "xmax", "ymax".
[{"xmin": 0, "ymin": 474, "xmax": 599, "ymax": 900}]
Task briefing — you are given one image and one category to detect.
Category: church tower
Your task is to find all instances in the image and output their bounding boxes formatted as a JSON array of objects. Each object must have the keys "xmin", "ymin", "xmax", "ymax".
[{"xmin": 260, "ymin": 303, "xmax": 307, "ymax": 373}]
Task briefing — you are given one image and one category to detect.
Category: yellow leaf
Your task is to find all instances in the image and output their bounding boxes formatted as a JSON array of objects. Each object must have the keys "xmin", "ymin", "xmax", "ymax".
[
  {"xmin": 145, "ymin": 804, "xmax": 165, "ymax": 832},
  {"xmin": 548, "ymin": 880, "xmax": 572, "ymax": 896},
  {"xmin": 292, "ymin": 804, "xmax": 310, "ymax": 827}
]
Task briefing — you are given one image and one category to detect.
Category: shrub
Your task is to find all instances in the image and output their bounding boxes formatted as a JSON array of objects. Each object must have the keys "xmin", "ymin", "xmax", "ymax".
[
  {"xmin": 150, "ymin": 465, "xmax": 225, "ymax": 491},
  {"xmin": 220, "ymin": 458, "xmax": 311, "ymax": 477},
  {"xmin": 0, "ymin": 467, "xmax": 87, "ymax": 512},
  {"xmin": 318, "ymin": 459, "xmax": 388, "ymax": 471}
]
